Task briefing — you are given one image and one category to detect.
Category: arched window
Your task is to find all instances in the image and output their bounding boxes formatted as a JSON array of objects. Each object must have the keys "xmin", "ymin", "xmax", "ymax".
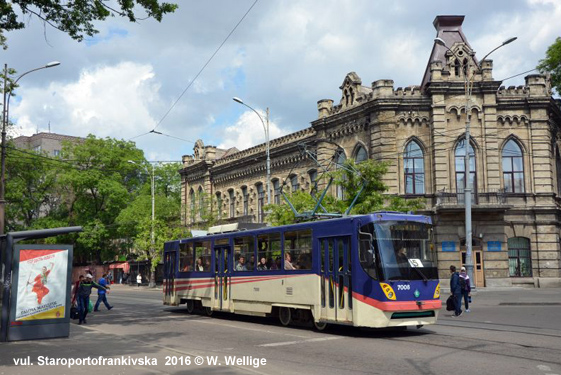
[
  {"xmin": 462, "ymin": 58, "xmax": 468, "ymax": 76},
  {"xmin": 508, "ymin": 237, "xmax": 532, "ymax": 277},
  {"xmin": 308, "ymin": 170, "xmax": 318, "ymax": 193},
  {"xmin": 215, "ymin": 192, "xmax": 222, "ymax": 219},
  {"xmin": 197, "ymin": 187, "xmax": 204, "ymax": 219},
  {"xmin": 455, "ymin": 138, "xmax": 476, "ymax": 194},
  {"xmin": 454, "ymin": 59, "xmax": 461, "ymax": 76},
  {"xmin": 404, "ymin": 141, "xmax": 424, "ymax": 194},
  {"xmin": 241, "ymin": 186, "xmax": 249, "ymax": 216},
  {"xmin": 502, "ymin": 139, "xmax": 524, "ymax": 193},
  {"xmin": 335, "ymin": 150, "xmax": 347, "ymax": 199},
  {"xmin": 189, "ymin": 189, "xmax": 195, "ymax": 222},
  {"xmin": 228, "ymin": 189, "xmax": 235, "ymax": 218},
  {"xmin": 556, "ymin": 146, "xmax": 561, "ymax": 196},
  {"xmin": 256, "ymin": 183, "xmax": 264, "ymax": 222},
  {"xmin": 354, "ymin": 145, "xmax": 368, "ymax": 163},
  {"xmin": 272, "ymin": 179, "xmax": 281, "ymax": 204},
  {"xmin": 290, "ymin": 175, "xmax": 300, "ymax": 192}
]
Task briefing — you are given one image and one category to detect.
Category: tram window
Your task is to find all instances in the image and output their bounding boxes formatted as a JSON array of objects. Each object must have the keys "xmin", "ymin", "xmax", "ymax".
[
  {"xmin": 179, "ymin": 243, "xmax": 193, "ymax": 272},
  {"xmin": 234, "ymin": 236, "xmax": 255, "ymax": 271},
  {"xmin": 194, "ymin": 240, "xmax": 211, "ymax": 271},
  {"xmin": 284, "ymin": 229, "xmax": 312, "ymax": 270},
  {"xmin": 328, "ymin": 240, "xmax": 334, "ymax": 272},
  {"xmin": 359, "ymin": 226, "xmax": 378, "ymax": 279},
  {"xmin": 257, "ymin": 233, "xmax": 281, "ymax": 271}
]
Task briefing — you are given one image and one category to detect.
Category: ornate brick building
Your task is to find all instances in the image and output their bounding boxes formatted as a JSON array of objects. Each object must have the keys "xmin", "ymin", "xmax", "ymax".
[{"xmin": 180, "ymin": 16, "xmax": 561, "ymax": 287}]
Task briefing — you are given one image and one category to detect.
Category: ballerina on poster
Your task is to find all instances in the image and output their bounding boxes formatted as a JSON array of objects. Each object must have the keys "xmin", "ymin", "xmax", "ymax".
[
  {"xmin": 28, "ymin": 262, "xmax": 55, "ymax": 304},
  {"xmin": 15, "ymin": 249, "xmax": 68, "ymax": 321}
]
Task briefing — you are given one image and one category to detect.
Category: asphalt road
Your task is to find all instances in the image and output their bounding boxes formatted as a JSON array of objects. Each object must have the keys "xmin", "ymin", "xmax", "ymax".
[{"xmin": 2, "ymin": 285, "xmax": 561, "ymax": 375}]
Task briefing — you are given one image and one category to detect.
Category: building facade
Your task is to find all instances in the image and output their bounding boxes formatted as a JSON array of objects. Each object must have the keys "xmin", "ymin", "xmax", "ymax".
[
  {"xmin": 12, "ymin": 132, "xmax": 84, "ymax": 157},
  {"xmin": 180, "ymin": 16, "xmax": 561, "ymax": 287}
]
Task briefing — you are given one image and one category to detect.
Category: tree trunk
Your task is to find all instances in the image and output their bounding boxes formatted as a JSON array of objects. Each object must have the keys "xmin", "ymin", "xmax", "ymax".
[{"xmin": 149, "ymin": 267, "xmax": 156, "ymax": 288}]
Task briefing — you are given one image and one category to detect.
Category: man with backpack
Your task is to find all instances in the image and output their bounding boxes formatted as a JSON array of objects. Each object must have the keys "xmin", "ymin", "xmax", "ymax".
[
  {"xmin": 449, "ymin": 265, "xmax": 463, "ymax": 317},
  {"xmin": 459, "ymin": 266, "xmax": 471, "ymax": 312}
]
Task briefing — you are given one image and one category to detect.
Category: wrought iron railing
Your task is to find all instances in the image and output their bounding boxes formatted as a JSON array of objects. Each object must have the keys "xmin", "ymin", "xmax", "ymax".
[{"xmin": 436, "ymin": 188, "xmax": 507, "ymax": 206}]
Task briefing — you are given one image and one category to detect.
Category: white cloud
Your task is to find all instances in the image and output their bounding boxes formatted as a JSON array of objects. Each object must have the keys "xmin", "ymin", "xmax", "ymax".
[
  {"xmin": 218, "ymin": 110, "xmax": 288, "ymax": 150},
  {"xmin": 4, "ymin": 0, "xmax": 560, "ymax": 162},
  {"xmin": 11, "ymin": 62, "xmax": 161, "ymax": 139}
]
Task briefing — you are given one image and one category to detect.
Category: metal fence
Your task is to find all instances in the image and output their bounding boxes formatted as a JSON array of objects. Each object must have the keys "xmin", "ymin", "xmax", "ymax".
[{"xmin": 436, "ymin": 188, "xmax": 507, "ymax": 206}]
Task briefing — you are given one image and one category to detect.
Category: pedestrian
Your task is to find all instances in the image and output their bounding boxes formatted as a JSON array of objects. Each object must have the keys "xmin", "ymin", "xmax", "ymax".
[
  {"xmin": 71, "ymin": 275, "xmax": 84, "ymax": 306},
  {"xmin": 107, "ymin": 272, "xmax": 113, "ymax": 284},
  {"xmin": 137, "ymin": 273, "xmax": 142, "ymax": 287},
  {"xmin": 449, "ymin": 265, "xmax": 462, "ymax": 317},
  {"xmin": 76, "ymin": 274, "xmax": 106, "ymax": 325},
  {"xmin": 459, "ymin": 266, "xmax": 471, "ymax": 312},
  {"xmin": 94, "ymin": 273, "xmax": 113, "ymax": 311}
]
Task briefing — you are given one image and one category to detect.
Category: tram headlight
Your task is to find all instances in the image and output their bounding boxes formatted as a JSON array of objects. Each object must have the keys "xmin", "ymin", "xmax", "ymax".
[
  {"xmin": 380, "ymin": 283, "xmax": 396, "ymax": 300},
  {"xmin": 433, "ymin": 283, "xmax": 440, "ymax": 299}
]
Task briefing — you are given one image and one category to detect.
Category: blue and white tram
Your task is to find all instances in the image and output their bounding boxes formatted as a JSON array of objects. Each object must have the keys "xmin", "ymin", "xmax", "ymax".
[{"xmin": 163, "ymin": 212, "xmax": 442, "ymax": 329}]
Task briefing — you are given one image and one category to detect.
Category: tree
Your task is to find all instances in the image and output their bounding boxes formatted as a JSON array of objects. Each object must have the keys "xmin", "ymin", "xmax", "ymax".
[
  {"xmin": 116, "ymin": 162, "xmax": 185, "ymax": 286},
  {"xmin": 537, "ymin": 37, "xmax": 561, "ymax": 96},
  {"xmin": 132, "ymin": 217, "xmax": 189, "ymax": 287},
  {"xmin": 265, "ymin": 158, "xmax": 425, "ymax": 226},
  {"xmin": 4, "ymin": 142, "xmax": 61, "ymax": 231},
  {"xmin": 0, "ymin": 0, "xmax": 177, "ymax": 49},
  {"xmin": 57, "ymin": 135, "xmax": 145, "ymax": 263}
]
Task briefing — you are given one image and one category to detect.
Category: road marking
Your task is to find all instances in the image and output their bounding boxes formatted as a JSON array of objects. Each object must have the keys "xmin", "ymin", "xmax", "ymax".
[
  {"xmin": 192, "ymin": 318, "xmax": 309, "ymax": 338},
  {"xmin": 538, "ymin": 365, "xmax": 552, "ymax": 371},
  {"xmin": 258, "ymin": 336, "xmax": 342, "ymax": 347}
]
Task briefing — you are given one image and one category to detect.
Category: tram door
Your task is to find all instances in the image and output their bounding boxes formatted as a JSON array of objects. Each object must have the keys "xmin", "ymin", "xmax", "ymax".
[
  {"xmin": 163, "ymin": 251, "xmax": 176, "ymax": 299},
  {"xmin": 319, "ymin": 236, "xmax": 353, "ymax": 323},
  {"xmin": 213, "ymin": 245, "xmax": 232, "ymax": 311}
]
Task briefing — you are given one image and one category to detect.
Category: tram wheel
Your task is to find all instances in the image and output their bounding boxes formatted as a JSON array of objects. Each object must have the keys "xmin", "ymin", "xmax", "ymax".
[
  {"xmin": 313, "ymin": 320, "xmax": 328, "ymax": 331},
  {"xmin": 204, "ymin": 306, "xmax": 213, "ymax": 317},
  {"xmin": 279, "ymin": 307, "xmax": 291, "ymax": 327},
  {"xmin": 186, "ymin": 300, "xmax": 195, "ymax": 314}
]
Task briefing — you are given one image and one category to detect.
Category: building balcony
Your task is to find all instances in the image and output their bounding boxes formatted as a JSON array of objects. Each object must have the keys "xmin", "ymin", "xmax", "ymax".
[{"xmin": 435, "ymin": 188, "xmax": 511, "ymax": 212}]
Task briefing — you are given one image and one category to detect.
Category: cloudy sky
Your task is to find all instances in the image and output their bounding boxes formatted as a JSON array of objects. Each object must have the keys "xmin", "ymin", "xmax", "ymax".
[{"xmin": 3, "ymin": 0, "xmax": 560, "ymax": 162}]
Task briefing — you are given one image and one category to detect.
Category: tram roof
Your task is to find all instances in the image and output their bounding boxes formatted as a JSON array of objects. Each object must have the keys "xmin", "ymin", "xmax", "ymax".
[{"xmin": 165, "ymin": 212, "xmax": 431, "ymax": 245}]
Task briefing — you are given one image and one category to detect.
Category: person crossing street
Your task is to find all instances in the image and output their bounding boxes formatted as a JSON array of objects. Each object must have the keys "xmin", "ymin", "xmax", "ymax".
[{"xmin": 94, "ymin": 273, "xmax": 113, "ymax": 312}]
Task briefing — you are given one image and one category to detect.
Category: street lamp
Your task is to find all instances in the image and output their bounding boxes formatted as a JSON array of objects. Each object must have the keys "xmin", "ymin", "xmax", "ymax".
[
  {"xmin": 128, "ymin": 160, "xmax": 156, "ymax": 287},
  {"xmin": 434, "ymin": 37, "xmax": 516, "ymax": 288},
  {"xmin": 1, "ymin": 61, "xmax": 61, "ymax": 235},
  {"xmin": 233, "ymin": 97, "xmax": 271, "ymax": 206}
]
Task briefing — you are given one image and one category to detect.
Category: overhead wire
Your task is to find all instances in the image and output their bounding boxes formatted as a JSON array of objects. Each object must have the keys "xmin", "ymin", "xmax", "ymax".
[{"xmin": 128, "ymin": 0, "xmax": 259, "ymax": 143}]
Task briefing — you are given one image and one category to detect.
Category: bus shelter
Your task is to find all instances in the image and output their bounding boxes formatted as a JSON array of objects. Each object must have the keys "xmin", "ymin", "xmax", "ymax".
[{"xmin": 0, "ymin": 227, "xmax": 82, "ymax": 342}]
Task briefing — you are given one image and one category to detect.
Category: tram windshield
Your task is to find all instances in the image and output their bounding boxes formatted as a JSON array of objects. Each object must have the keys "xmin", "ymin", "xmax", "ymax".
[{"xmin": 359, "ymin": 221, "xmax": 438, "ymax": 281}]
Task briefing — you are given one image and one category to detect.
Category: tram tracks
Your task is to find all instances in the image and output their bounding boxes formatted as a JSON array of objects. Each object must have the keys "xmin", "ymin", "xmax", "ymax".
[
  {"xmin": 384, "ymin": 322, "xmax": 561, "ymax": 367},
  {"xmin": 436, "ymin": 319, "xmax": 561, "ymax": 339}
]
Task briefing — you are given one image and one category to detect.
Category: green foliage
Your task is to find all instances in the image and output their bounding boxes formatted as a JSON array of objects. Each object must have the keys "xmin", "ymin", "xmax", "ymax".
[
  {"xmin": 266, "ymin": 158, "xmax": 425, "ymax": 226},
  {"xmin": 0, "ymin": 0, "xmax": 177, "ymax": 49},
  {"xmin": 265, "ymin": 190, "xmax": 337, "ymax": 226},
  {"xmin": 56, "ymin": 135, "xmax": 145, "ymax": 262},
  {"xmin": 133, "ymin": 217, "xmax": 189, "ymax": 271},
  {"xmin": 116, "ymin": 162, "xmax": 183, "ymax": 240},
  {"xmin": 5, "ymin": 143, "xmax": 61, "ymax": 231},
  {"xmin": 4, "ymin": 133, "xmax": 186, "ymax": 268},
  {"xmin": 537, "ymin": 37, "xmax": 561, "ymax": 96}
]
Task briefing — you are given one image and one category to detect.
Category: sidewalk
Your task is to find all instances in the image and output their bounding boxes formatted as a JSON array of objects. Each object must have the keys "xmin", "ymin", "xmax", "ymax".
[
  {"xmin": 108, "ymin": 283, "xmax": 162, "ymax": 291},
  {"xmin": 441, "ymin": 286, "xmax": 561, "ymax": 306}
]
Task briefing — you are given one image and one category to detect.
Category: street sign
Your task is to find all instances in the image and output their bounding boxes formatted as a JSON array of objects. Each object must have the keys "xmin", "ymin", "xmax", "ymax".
[{"xmin": 442, "ymin": 241, "xmax": 456, "ymax": 252}]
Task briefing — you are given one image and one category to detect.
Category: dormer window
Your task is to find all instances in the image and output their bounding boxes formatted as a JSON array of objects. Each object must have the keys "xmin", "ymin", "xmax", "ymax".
[{"xmin": 454, "ymin": 59, "xmax": 461, "ymax": 76}]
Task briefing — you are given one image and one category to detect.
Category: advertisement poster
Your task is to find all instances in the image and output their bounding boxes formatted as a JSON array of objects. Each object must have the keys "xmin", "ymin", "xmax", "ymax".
[{"xmin": 15, "ymin": 249, "xmax": 68, "ymax": 321}]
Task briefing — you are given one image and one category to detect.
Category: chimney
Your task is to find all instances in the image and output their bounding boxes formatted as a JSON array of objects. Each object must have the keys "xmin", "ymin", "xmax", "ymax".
[{"xmin": 433, "ymin": 15, "xmax": 465, "ymax": 32}]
